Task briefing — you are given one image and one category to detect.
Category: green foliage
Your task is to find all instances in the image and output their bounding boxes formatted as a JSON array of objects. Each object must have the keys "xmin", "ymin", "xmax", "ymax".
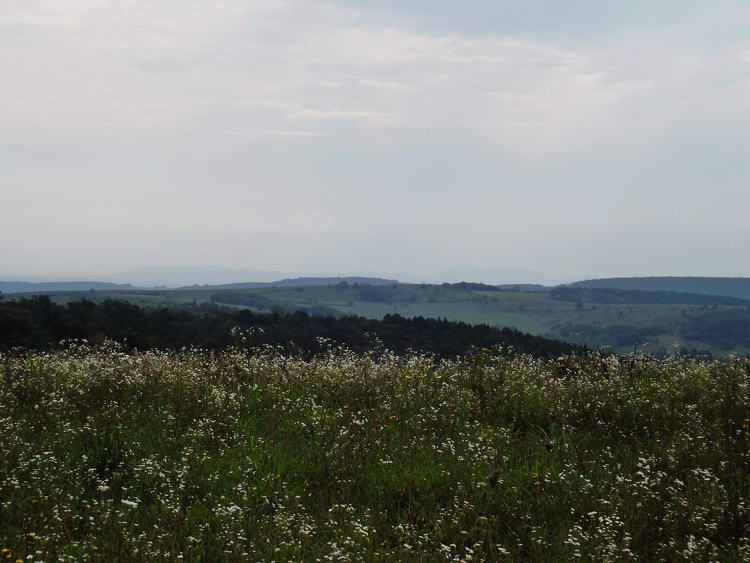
[
  {"xmin": 558, "ymin": 323, "xmax": 668, "ymax": 348},
  {"xmin": 355, "ymin": 286, "xmax": 392, "ymax": 302},
  {"xmin": 551, "ymin": 286, "xmax": 750, "ymax": 306},
  {"xmin": 0, "ymin": 296, "xmax": 580, "ymax": 358},
  {"xmin": 681, "ymin": 309, "xmax": 750, "ymax": 349},
  {"xmin": 1, "ymin": 346, "xmax": 749, "ymax": 561},
  {"xmin": 211, "ymin": 291, "xmax": 343, "ymax": 317},
  {"xmin": 443, "ymin": 282, "xmax": 500, "ymax": 291},
  {"xmin": 572, "ymin": 277, "xmax": 750, "ymax": 300},
  {"xmin": 14, "ymin": 283, "xmax": 750, "ymax": 354}
]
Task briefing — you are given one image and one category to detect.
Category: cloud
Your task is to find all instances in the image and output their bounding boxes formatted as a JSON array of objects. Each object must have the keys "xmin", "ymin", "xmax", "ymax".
[
  {"xmin": 1, "ymin": 0, "xmax": 749, "ymax": 277},
  {"xmin": 4, "ymin": 0, "xmax": 744, "ymax": 161},
  {"xmin": 237, "ymin": 100, "xmax": 399, "ymax": 125},
  {"xmin": 358, "ymin": 79, "xmax": 414, "ymax": 92},
  {"xmin": 5, "ymin": 0, "xmax": 742, "ymax": 164},
  {"xmin": 0, "ymin": 0, "xmax": 642, "ymax": 153}
]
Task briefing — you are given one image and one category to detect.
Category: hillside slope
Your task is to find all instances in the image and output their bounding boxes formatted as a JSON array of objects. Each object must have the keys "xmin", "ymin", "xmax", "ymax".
[{"xmin": 571, "ymin": 277, "xmax": 750, "ymax": 300}]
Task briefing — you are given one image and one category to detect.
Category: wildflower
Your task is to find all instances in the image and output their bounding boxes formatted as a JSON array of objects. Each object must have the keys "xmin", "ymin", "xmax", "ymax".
[{"xmin": 121, "ymin": 499, "xmax": 138, "ymax": 507}]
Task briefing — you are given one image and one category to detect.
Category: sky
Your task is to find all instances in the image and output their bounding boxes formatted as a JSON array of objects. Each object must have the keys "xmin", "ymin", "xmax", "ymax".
[{"xmin": 1, "ymin": 0, "xmax": 749, "ymax": 282}]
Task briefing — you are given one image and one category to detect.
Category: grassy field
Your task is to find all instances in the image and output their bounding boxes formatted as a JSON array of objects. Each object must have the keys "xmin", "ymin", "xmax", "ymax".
[
  {"xmin": 24, "ymin": 285, "xmax": 749, "ymax": 354},
  {"xmin": 1, "ymin": 344, "xmax": 749, "ymax": 561}
]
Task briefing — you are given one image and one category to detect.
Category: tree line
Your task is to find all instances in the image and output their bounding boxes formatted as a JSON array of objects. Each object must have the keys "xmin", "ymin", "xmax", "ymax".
[
  {"xmin": 550, "ymin": 286, "xmax": 750, "ymax": 306},
  {"xmin": 0, "ymin": 296, "xmax": 583, "ymax": 358}
]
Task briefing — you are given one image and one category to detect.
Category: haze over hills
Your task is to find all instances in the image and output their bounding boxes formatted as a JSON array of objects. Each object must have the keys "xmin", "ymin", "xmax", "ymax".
[
  {"xmin": 1, "ymin": 266, "xmax": 549, "ymax": 292},
  {"xmin": 57, "ymin": 264, "xmax": 556, "ymax": 288},
  {"xmin": 181, "ymin": 277, "xmax": 399, "ymax": 290},
  {"xmin": 426, "ymin": 266, "xmax": 553, "ymax": 285},
  {"xmin": 5, "ymin": 267, "xmax": 750, "ymax": 303},
  {"xmin": 0, "ymin": 281, "xmax": 134, "ymax": 293},
  {"xmin": 111, "ymin": 266, "xmax": 300, "ymax": 287},
  {"xmin": 6, "ymin": 268, "xmax": 750, "ymax": 299},
  {"xmin": 5, "ymin": 273, "xmax": 750, "ymax": 354}
]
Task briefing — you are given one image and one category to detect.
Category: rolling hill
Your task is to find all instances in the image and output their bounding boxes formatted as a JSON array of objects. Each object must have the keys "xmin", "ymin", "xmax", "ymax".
[
  {"xmin": 5, "ymin": 280, "xmax": 750, "ymax": 355},
  {"xmin": 0, "ymin": 281, "xmax": 133, "ymax": 293},
  {"xmin": 180, "ymin": 276, "xmax": 399, "ymax": 290},
  {"xmin": 571, "ymin": 277, "xmax": 750, "ymax": 300}
]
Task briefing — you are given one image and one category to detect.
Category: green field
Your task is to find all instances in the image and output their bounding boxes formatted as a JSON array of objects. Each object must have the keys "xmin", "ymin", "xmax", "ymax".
[
  {"xmin": 13, "ymin": 284, "xmax": 750, "ymax": 355},
  {"xmin": 1, "ymin": 345, "xmax": 749, "ymax": 561}
]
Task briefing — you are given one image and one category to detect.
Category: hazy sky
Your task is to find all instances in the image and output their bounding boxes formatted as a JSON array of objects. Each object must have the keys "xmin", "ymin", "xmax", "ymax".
[{"xmin": 2, "ymin": 0, "xmax": 749, "ymax": 280}]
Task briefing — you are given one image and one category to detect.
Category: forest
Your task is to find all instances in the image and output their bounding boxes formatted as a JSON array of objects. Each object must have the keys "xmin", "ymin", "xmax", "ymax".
[
  {"xmin": 0, "ymin": 295, "xmax": 581, "ymax": 358},
  {"xmin": 550, "ymin": 286, "xmax": 750, "ymax": 306},
  {"xmin": 572, "ymin": 277, "xmax": 750, "ymax": 300}
]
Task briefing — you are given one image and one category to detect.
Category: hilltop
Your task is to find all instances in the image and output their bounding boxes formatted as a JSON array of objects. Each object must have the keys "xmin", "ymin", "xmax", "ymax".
[
  {"xmin": 0, "ymin": 281, "xmax": 133, "ymax": 293},
  {"xmin": 571, "ymin": 277, "xmax": 750, "ymax": 300},
  {"xmin": 180, "ymin": 276, "xmax": 399, "ymax": 290}
]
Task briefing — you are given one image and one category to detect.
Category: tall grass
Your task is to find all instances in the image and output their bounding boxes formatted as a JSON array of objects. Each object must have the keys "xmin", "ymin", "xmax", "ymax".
[{"xmin": 1, "ymin": 341, "xmax": 749, "ymax": 561}]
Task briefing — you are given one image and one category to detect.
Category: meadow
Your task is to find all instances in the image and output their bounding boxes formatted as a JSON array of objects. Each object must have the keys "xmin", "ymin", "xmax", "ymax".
[{"xmin": 1, "ymin": 341, "xmax": 749, "ymax": 561}]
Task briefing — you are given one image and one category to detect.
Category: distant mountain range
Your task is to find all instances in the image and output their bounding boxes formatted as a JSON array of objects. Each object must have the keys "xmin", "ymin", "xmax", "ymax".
[
  {"xmin": 111, "ymin": 264, "xmax": 552, "ymax": 287},
  {"xmin": 5, "ymin": 271, "xmax": 750, "ymax": 301},
  {"xmin": 0, "ymin": 281, "xmax": 133, "ymax": 293},
  {"xmin": 571, "ymin": 277, "xmax": 750, "ymax": 301},
  {"xmin": 112, "ymin": 265, "xmax": 298, "ymax": 287},
  {"xmin": 181, "ymin": 277, "xmax": 399, "ymax": 290}
]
